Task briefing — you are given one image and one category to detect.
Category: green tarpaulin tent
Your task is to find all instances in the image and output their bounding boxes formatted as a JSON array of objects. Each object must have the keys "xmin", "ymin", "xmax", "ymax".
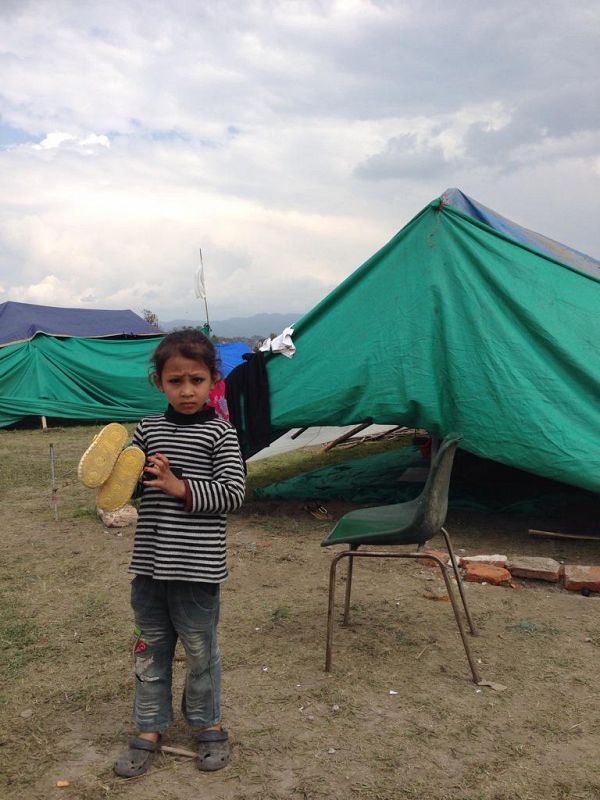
[
  {"xmin": 0, "ymin": 336, "xmax": 166, "ymax": 427},
  {"xmin": 264, "ymin": 191, "xmax": 600, "ymax": 493},
  {"xmin": 0, "ymin": 332, "xmax": 250, "ymax": 428}
]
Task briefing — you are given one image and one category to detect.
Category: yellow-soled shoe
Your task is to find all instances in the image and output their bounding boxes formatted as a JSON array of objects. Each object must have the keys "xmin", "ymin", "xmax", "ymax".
[
  {"xmin": 78, "ymin": 423, "xmax": 130, "ymax": 488},
  {"xmin": 96, "ymin": 447, "xmax": 146, "ymax": 512}
]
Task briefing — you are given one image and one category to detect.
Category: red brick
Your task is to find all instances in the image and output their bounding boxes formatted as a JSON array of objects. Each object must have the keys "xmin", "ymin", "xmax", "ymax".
[
  {"xmin": 417, "ymin": 549, "xmax": 449, "ymax": 568},
  {"xmin": 563, "ymin": 565, "xmax": 600, "ymax": 593},
  {"xmin": 507, "ymin": 556, "xmax": 561, "ymax": 583},
  {"xmin": 460, "ymin": 554, "xmax": 508, "ymax": 568},
  {"xmin": 463, "ymin": 562, "xmax": 512, "ymax": 585}
]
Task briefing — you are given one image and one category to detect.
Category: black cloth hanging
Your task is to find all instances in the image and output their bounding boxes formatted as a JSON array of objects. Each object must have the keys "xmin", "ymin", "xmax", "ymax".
[{"xmin": 225, "ymin": 351, "xmax": 272, "ymax": 459}]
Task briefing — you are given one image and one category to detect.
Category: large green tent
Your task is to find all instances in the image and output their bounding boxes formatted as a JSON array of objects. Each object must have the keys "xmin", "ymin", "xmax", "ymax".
[{"xmin": 264, "ymin": 190, "xmax": 600, "ymax": 493}]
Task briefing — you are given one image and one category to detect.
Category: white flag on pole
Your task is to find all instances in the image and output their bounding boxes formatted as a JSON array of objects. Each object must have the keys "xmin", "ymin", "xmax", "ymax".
[{"xmin": 194, "ymin": 249, "xmax": 206, "ymax": 299}]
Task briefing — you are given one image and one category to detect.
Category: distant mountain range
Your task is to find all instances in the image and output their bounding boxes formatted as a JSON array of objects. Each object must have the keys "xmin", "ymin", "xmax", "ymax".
[{"xmin": 161, "ymin": 312, "xmax": 302, "ymax": 339}]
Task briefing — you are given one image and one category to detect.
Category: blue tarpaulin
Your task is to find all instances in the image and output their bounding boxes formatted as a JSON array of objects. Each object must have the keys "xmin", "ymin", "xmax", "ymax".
[
  {"xmin": 441, "ymin": 189, "xmax": 600, "ymax": 280},
  {"xmin": 0, "ymin": 301, "xmax": 159, "ymax": 346}
]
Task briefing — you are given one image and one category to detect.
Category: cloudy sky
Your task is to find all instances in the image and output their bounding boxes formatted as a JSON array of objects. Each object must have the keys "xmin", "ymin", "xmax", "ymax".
[{"xmin": 1, "ymin": 0, "xmax": 598, "ymax": 324}]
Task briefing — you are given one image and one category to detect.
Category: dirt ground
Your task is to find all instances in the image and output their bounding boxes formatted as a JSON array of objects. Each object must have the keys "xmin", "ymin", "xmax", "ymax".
[{"xmin": 1, "ymin": 425, "xmax": 600, "ymax": 800}]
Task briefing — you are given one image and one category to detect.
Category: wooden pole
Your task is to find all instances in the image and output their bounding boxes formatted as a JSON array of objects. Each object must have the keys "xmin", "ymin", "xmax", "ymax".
[
  {"xmin": 49, "ymin": 443, "xmax": 58, "ymax": 521},
  {"xmin": 161, "ymin": 745, "xmax": 197, "ymax": 759},
  {"xmin": 529, "ymin": 529, "xmax": 600, "ymax": 542},
  {"xmin": 199, "ymin": 248, "xmax": 210, "ymax": 329},
  {"xmin": 369, "ymin": 425, "xmax": 409, "ymax": 441},
  {"xmin": 290, "ymin": 427, "xmax": 309, "ymax": 440},
  {"xmin": 322, "ymin": 422, "xmax": 372, "ymax": 452}
]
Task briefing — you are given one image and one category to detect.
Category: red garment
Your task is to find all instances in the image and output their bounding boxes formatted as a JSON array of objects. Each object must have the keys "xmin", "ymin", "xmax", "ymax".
[
  {"xmin": 207, "ymin": 380, "xmax": 229, "ymax": 420},
  {"xmin": 419, "ymin": 436, "xmax": 432, "ymax": 458}
]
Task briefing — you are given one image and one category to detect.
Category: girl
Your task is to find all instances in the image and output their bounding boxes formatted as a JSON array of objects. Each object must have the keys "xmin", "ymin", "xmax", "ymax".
[{"xmin": 114, "ymin": 328, "xmax": 245, "ymax": 777}]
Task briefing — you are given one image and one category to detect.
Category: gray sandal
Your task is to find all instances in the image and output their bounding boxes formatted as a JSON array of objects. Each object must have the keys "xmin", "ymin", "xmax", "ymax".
[
  {"xmin": 196, "ymin": 728, "xmax": 230, "ymax": 771},
  {"xmin": 113, "ymin": 735, "xmax": 161, "ymax": 778}
]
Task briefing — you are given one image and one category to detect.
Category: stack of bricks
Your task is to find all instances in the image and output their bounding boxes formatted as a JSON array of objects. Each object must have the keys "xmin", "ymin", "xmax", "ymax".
[{"xmin": 419, "ymin": 551, "xmax": 600, "ymax": 593}]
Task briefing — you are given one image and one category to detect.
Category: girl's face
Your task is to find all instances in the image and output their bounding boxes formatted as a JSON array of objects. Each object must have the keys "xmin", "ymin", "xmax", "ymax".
[{"xmin": 154, "ymin": 354, "xmax": 214, "ymax": 415}]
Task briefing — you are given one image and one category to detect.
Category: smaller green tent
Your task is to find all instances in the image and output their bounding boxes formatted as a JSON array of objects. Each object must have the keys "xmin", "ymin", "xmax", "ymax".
[{"xmin": 0, "ymin": 304, "xmax": 250, "ymax": 427}]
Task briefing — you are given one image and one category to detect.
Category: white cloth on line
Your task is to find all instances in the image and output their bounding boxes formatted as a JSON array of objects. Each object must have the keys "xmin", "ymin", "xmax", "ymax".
[{"xmin": 259, "ymin": 326, "xmax": 296, "ymax": 358}]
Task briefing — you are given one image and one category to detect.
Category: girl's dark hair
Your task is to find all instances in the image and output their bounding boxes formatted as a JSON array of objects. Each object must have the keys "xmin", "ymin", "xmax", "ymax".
[{"xmin": 151, "ymin": 328, "xmax": 220, "ymax": 380}]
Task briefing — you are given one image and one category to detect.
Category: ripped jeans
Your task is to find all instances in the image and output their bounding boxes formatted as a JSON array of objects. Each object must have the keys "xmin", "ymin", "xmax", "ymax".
[{"xmin": 130, "ymin": 575, "xmax": 221, "ymax": 733}]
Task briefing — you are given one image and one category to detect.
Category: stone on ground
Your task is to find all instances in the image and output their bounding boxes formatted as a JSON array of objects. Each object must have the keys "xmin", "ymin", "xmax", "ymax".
[{"xmin": 97, "ymin": 504, "xmax": 138, "ymax": 528}]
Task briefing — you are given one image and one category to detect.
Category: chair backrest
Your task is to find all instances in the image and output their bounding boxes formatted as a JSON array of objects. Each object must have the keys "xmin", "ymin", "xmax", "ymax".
[{"xmin": 415, "ymin": 433, "xmax": 462, "ymax": 540}]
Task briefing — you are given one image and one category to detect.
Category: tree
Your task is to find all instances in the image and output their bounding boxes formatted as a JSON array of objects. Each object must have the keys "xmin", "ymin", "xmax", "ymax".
[{"xmin": 142, "ymin": 309, "xmax": 159, "ymax": 327}]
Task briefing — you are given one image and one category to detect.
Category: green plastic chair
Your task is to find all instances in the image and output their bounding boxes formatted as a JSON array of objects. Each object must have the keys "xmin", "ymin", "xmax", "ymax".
[{"xmin": 321, "ymin": 433, "xmax": 481, "ymax": 683}]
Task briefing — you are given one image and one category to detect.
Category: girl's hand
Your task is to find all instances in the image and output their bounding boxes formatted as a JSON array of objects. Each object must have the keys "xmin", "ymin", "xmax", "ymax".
[{"xmin": 143, "ymin": 453, "xmax": 186, "ymax": 500}]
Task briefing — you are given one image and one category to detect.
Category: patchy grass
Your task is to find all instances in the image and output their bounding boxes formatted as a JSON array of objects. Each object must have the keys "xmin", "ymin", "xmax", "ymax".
[
  {"xmin": 269, "ymin": 605, "xmax": 291, "ymax": 623},
  {"xmin": 507, "ymin": 620, "xmax": 561, "ymax": 636},
  {"xmin": 1, "ymin": 423, "xmax": 600, "ymax": 799},
  {"xmin": 0, "ymin": 589, "xmax": 47, "ymax": 684}
]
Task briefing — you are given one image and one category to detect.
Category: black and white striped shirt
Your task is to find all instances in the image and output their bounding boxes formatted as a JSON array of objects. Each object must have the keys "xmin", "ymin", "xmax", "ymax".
[{"xmin": 128, "ymin": 406, "xmax": 245, "ymax": 583}]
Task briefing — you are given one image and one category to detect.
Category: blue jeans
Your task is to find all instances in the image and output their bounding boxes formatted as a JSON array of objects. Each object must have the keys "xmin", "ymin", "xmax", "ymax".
[{"xmin": 130, "ymin": 575, "xmax": 221, "ymax": 733}]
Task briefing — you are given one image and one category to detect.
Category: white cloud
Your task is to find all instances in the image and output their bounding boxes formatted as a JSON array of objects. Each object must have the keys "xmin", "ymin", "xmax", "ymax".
[
  {"xmin": 11, "ymin": 274, "xmax": 67, "ymax": 304},
  {"xmin": 0, "ymin": 0, "xmax": 598, "ymax": 322},
  {"xmin": 34, "ymin": 132, "xmax": 77, "ymax": 150},
  {"xmin": 33, "ymin": 131, "xmax": 110, "ymax": 152}
]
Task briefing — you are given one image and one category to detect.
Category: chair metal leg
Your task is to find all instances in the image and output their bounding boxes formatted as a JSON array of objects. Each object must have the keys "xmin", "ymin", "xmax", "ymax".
[
  {"xmin": 430, "ymin": 555, "xmax": 482, "ymax": 684},
  {"xmin": 325, "ymin": 550, "xmax": 350, "ymax": 672},
  {"xmin": 342, "ymin": 545, "xmax": 358, "ymax": 625},
  {"xmin": 440, "ymin": 526, "xmax": 478, "ymax": 636},
  {"xmin": 325, "ymin": 550, "xmax": 482, "ymax": 683}
]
